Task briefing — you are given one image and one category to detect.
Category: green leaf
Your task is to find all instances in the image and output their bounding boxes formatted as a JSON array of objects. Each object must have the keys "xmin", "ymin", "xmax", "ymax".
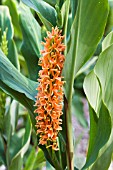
[
  {"xmin": 83, "ymin": 102, "xmax": 111, "ymax": 169},
  {"xmin": 8, "ymin": 39, "xmax": 19, "ymax": 70},
  {"xmin": 95, "ymin": 43, "xmax": 113, "ymax": 117},
  {"xmin": 83, "ymin": 23, "xmax": 113, "ymax": 170},
  {"xmin": 86, "ymin": 105, "xmax": 98, "ymax": 164},
  {"xmin": 0, "ymin": 50, "xmax": 37, "ymax": 126},
  {"xmin": 0, "ymin": 134, "xmax": 6, "ymax": 165},
  {"xmin": 76, "ymin": 57, "xmax": 97, "ymax": 78},
  {"xmin": 105, "ymin": 0, "xmax": 113, "ymax": 34},
  {"xmin": 9, "ymin": 154, "xmax": 22, "ymax": 170},
  {"xmin": 43, "ymin": 0, "xmax": 57, "ymax": 6},
  {"xmin": 19, "ymin": 4, "xmax": 42, "ymax": 81},
  {"xmin": 3, "ymin": 0, "xmax": 22, "ymax": 38},
  {"xmin": 0, "ymin": 80, "xmax": 34, "ymax": 120},
  {"xmin": 70, "ymin": 0, "xmax": 78, "ymax": 21},
  {"xmin": 0, "ymin": 50, "xmax": 37, "ymax": 102},
  {"xmin": 102, "ymin": 31, "xmax": 113, "ymax": 51},
  {"xmin": 0, "ymin": 6, "xmax": 19, "ymax": 69},
  {"xmin": 24, "ymin": 147, "xmax": 37, "ymax": 170},
  {"xmin": 38, "ymin": 13, "xmax": 53, "ymax": 31},
  {"xmin": 9, "ymin": 115, "xmax": 31, "ymax": 161},
  {"xmin": 83, "ymin": 71, "xmax": 102, "ymax": 114},
  {"xmin": 33, "ymin": 149, "xmax": 46, "ymax": 169},
  {"xmin": 90, "ymin": 130, "xmax": 113, "ymax": 170},
  {"xmin": 63, "ymin": 0, "xmax": 109, "ymax": 99},
  {"xmin": 93, "ymin": 43, "xmax": 113, "ymax": 169},
  {"xmin": 21, "ymin": 0, "xmax": 57, "ymax": 26}
]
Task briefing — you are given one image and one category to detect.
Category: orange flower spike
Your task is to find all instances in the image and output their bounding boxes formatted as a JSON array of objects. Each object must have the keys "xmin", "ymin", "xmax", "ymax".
[{"xmin": 35, "ymin": 27, "xmax": 65, "ymax": 150}]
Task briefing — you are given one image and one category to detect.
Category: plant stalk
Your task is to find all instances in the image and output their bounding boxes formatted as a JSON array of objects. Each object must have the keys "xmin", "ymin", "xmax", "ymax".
[
  {"xmin": 64, "ymin": 95, "xmax": 74, "ymax": 170},
  {"xmin": 47, "ymin": 148, "xmax": 63, "ymax": 170},
  {"xmin": 63, "ymin": 0, "xmax": 74, "ymax": 169}
]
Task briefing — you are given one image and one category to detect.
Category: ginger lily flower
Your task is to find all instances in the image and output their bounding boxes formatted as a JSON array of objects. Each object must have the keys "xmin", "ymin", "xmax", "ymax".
[{"xmin": 34, "ymin": 27, "xmax": 65, "ymax": 150}]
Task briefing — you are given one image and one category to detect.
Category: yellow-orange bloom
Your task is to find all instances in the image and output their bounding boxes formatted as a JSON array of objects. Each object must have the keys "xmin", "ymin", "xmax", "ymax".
[{"xmin": 34, "ymin": 27, "xmax": 65, "ymax": 150}]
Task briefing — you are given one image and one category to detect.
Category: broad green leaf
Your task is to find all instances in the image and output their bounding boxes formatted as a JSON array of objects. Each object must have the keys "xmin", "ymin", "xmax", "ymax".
[
  {"xmin": 0, "ymin": 80, "xmax": 35, "ymax": 120},
  {"xmin": 9, "ymin": 115, "xmax": 31, "ymax": 161},
  {"xmin": 65, "ymin": 14, "xmax": 72, "ymax": 40},
  {"xmin": 73, "ymin": 0, "xmax": 108, "ymax": 74},
  {"xmin": 102, "ymin": 31, "xmax": 113, "ymax": 51},
  {"xmin": 63, "ymin": 0, "xmax": 109, "ymax": 99},
  {"xmin": 76, "ymin": 57, "xmax": 97, "ymax": 78},
  {"xmin": 83, "ymin": 63, "xmax": 113, "ymax": 169},
  {"xmin": 21, "ymin": 0, "xmax": 57, "ymax": 26},
  {"xmin": 0, "ymin": 6, "xmax": 19, "ymax": 69},
  {"xmin": 0, "ymin": 50, "xmax": 37, "ymax": 101},
  {"xmin": 0, "ymin": 50, "xmax": 37, "ymax": 126},
  {"xmin": 9, "ymin": 154, "xmax": 22, "ymax": 170},
  {"xmin": 85, "ymin": 105, "xmax": 98, "ymax": 164},
  {"xmin": 43, "ymin": 0, "xmax": 56, "ymax": 6},
  {"xmin": 83, "ymin": 102, "xmax": 111, "ymax": 169},
  {"xmin": 55, "ymin": 2, "xmax": 63, "ymax": 28},
  {"xmin": 0, "ymin": 6, "xmax": 13, "ymax": 40},
  {"xmin": 19, "ymin": 4, "xmax": 42, "ymax": 81},
  {"xmin": 90, "ymin": 130, "xmax": 113, "ymax": 170},
  {"xmin": 9, "ymin": 133, "xmax": 22, "ymax": 160},
  {"xmin": 3, "ymin": 0, "xmax": 22, "ymax": 38},
  {"xmin": 33, "ymin": 149, "xmax": 46, "ymax": 169},
  {"xmin": 83, "ymin": 71, "xmax": 101, "ymax": 114},
  {"xmin": 91, "ymin": 39, "xmax": 113, "ymax": 170},
  {"xmin": 95, "ymin": 43, "xmax": 113, "ymax": 119},
  {"xmin": 105, "ymin": 0, "xmax": 113, "ymax": 34},
  {"xmin": 83, "ymin": 23, "xmax": 113, "ymax": 170},
  {"xmin": 8, "ymin": 39, "xmax": 19, "ymax": 70},
  {"xmin": 38, "ymin": 13, "xmax": 53, "ymax": 31},
  {"xmin": 24, "ymin": 147, "xmax": 37, "ymax": 170},
  {"xmin": 70, "ymin": 0, "xmax": 78, "ymax": 21}
]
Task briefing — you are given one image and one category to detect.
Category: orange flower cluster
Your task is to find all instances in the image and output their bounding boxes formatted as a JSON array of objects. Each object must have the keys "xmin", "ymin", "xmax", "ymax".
[{"xmin": 34, "ymin": 27, "xmax": 65, "ymax": 150}]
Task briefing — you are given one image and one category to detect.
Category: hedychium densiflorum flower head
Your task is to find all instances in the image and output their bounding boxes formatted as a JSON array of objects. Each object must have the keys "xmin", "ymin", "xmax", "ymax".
[{"xmin": 34, "ymin": 27, "xmax": 65, "ymax": 150}]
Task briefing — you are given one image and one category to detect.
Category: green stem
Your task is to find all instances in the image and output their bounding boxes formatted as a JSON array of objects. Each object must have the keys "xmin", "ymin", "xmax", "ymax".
[
  {"xmin": 63, "ymin": 0, "xmax": 74, "ymax": 169},
  {"xmin": 64, "ymin": 95, "xmax": 74, "ymax": 170},
  {"xmin": 47, "ymin": 148, "xmax": 63, "ymax": 170}
]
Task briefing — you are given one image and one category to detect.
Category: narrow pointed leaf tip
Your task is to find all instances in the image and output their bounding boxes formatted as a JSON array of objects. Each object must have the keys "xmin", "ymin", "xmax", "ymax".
[{"xmin": 34, "ymin": 27, "xmax": 65, "ymax": 150}]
